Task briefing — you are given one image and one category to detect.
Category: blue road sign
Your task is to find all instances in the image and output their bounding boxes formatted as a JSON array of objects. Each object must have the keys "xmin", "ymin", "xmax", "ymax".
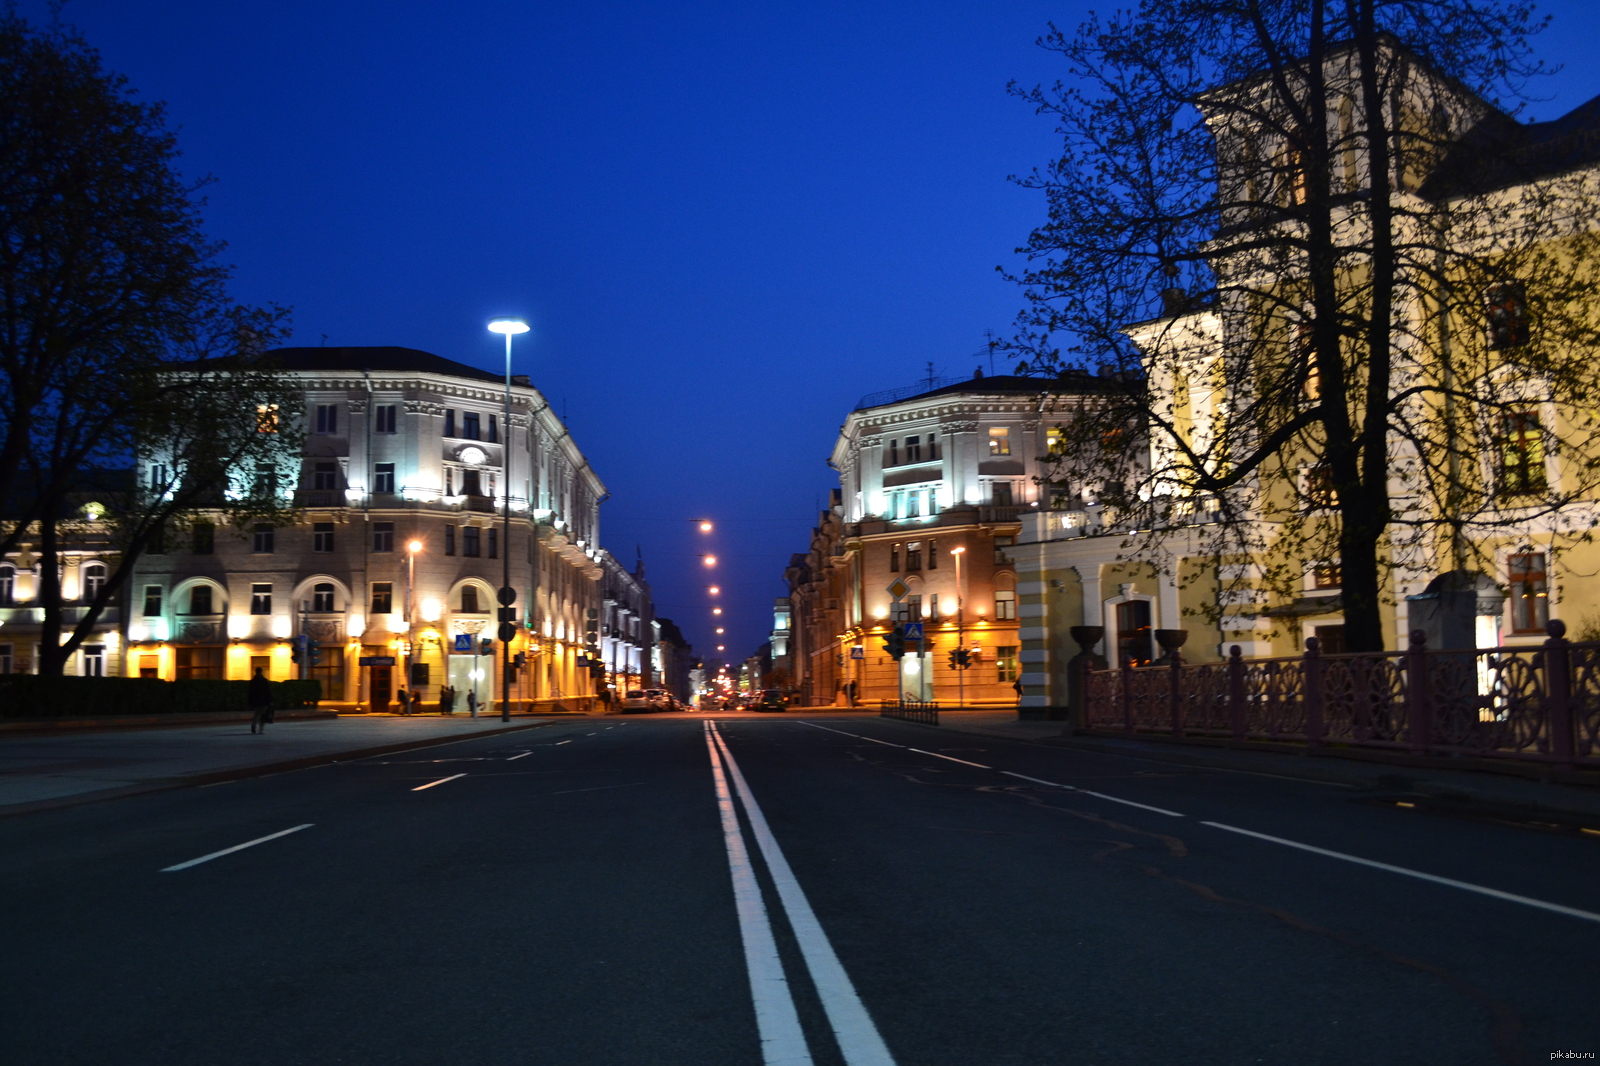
[
  {"xmin": 453, "ymin": 634, "xmax": 473, "ymax": 652},
  {"xmin": 358, "ymin": 656, "xmax": 396, "ymax": 667},
  {"xmin": 850, "ymin": 645, "xmax": 865, "ymax": 660},
  {"xmin": 902, "ymin": 622, "xmax": 924, "ymax": 640}
]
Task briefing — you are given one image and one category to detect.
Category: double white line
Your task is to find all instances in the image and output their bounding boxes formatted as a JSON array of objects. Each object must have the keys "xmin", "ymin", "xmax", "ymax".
[{"xmin": 704, "ymin": 721, "xmax": 896, "ymax": 1066}]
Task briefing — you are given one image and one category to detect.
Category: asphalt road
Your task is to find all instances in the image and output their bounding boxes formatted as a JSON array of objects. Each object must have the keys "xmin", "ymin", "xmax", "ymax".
[{"xmin": 3, "ymin": 713, "xmax": 1596, "ymax": 1065}]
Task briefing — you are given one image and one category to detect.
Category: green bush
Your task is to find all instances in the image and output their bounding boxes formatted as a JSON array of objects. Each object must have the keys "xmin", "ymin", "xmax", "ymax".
[{"xmin": 0, "ymin": 676, "xmax": 321, "ymax": 719}]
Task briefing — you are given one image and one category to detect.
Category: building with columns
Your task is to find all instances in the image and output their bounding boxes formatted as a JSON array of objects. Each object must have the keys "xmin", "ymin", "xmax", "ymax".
[{"xmin": 125, "ymin": 346, "xmax": 624, "ymax": 711}]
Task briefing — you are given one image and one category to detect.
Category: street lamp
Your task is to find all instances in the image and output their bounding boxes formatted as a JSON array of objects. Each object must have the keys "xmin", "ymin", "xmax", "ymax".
[
  {"xmin": 406, "ymin": 539, "xmax": 423, "ymax": 705},
  {"xmin": 699, "ymin": 520, "xmax": 713, "ymax": 532},
  {"xmin": 488, "ymin": 317, "xmax": 529, "ymax": 721},
  {"xmin": 951, "ymin": 545, "xmax": 966, "ymax": 710}
]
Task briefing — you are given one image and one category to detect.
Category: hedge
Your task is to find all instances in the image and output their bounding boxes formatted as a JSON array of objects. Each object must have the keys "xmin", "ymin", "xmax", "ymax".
[{"xmin": 0, "ymin": 676, "xmax": 322, "ymax": 719}]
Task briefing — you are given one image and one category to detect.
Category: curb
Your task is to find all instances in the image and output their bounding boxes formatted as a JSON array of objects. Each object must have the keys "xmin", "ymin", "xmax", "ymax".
[
  {"xmin": 0, "ymin": 709, "xmax": 339, "ymax": 735},
  {"xmin": 0, "ymin": 718, "xmax": 563, "ymax": 818}
]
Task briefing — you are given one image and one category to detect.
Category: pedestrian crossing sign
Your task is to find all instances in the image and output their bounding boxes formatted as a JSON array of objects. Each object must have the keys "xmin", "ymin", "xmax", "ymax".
[{"xmin": 902, "ymin": 622, "xmax": 924, "ymax": 640}]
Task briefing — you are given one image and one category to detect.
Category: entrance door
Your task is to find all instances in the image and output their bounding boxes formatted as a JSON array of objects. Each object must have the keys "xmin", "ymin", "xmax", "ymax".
[
  {"xmin": 1115, "ymin": 600, "xmax": 1153, "ymax": 667},
  {"xmin": 370, "ymin": 666, "xmax": 392, "ymax": 713},
  {"xmin": 448, "ymin": 654, "xmax": 493, "ymax": 713}
]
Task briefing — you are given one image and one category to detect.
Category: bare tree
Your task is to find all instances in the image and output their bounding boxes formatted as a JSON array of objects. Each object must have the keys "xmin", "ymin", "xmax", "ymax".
[{"xmin": 1007, "ymin": 0, "xmax": 1600, "ymax": 651}]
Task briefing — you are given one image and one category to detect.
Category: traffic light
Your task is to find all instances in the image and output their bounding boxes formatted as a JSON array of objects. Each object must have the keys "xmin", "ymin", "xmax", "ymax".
[
  {"xmin": 512, "ymin": 652, "xmax": 527, "ymax": 669},
  {"xmin": 947, "ymin": 647, "xmax": 971, "ymax": 670},
  {"xmin": 881, "ymin": 625, "xmax": 906, "ymax": 661},
  {"xmin": 479, "ymin": 638, "xmax": 494, "ymax": 656},
  {"xmin": 290, "ymin": 634, "xmax": 306, "ymax": 664},
  {"xmin": 308, "ymin": 643, "xmax": 323, "ymax": 667}
]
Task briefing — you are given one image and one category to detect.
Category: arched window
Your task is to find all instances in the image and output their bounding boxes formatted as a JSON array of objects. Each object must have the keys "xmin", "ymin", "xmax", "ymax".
[
  {"xmin": 83, "ymin": 563, "xmax": 107, "ymax": 601},
  {"xmin": 0, "ymin": 565, "xmax": 13, "ymax": 606},
  {"xmin": 460, "ymin": 586, "xmax": 480, "ymax": 613},
  {"xmin": 312, "ymin": 583, "xmax": 336, "ymax": 613},
  {"xmin": 189, "ymin": 585, "xmax": 214, "ymax": 615}
]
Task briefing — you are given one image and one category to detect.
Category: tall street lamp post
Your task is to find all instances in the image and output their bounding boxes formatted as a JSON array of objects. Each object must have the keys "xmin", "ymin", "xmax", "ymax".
[
  {"xmin": 406, "ymin": 538, "xmax": 422, "ymax": 706},
  {"xmin": 951, "ymin": 545, "xmax": 966, "ymax": 710},
  {"xmin": 488, "ymin": 317, "xmax": 530, "ymax": 722}
]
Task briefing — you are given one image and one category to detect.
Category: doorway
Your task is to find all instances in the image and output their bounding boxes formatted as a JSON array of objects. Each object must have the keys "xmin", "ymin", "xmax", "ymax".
[
  {"xmin": 1115, "ymin": 600, "xmax": 1153, "ymax": 667},
  {"xmin": 369, "ymin": 666, "xmax": 392, "ymax": 713}
]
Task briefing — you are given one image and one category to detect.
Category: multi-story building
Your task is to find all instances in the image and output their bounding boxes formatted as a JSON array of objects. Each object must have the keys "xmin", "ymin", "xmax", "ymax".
[
  {"xmin": 0, "ymin": 492, "xmax": 125, "ymax": 678},
  {"xmin": 598, "ymin": 549, "xmax": 653, "ymax": 693},
  {"xmin": 127, "ymin": 345, "xmax": 609, "ymax": 711},
  {"xmin": 784, "ymin": 372, "xmax": 1113, "ymax": 706}
]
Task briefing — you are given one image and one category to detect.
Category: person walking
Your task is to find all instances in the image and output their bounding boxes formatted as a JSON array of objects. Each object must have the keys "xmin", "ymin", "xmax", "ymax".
[
  {"xmin": 467, "ymin": 690, "xmax": 477, "ymax": 718},
  {"xmin": 396, "ymin": 686, "xmax": 410, "ymax": 716},
  {"xmin": 1013, "ymin": 677, "xmax": 1024, "ymax": 705},
  {"xmin": 439, "ymin": 685, "xmax": 455, "ymax": 715},
  {"xmin": 248, "ymin": 667, "xmax": 272, "ymax": 734}
]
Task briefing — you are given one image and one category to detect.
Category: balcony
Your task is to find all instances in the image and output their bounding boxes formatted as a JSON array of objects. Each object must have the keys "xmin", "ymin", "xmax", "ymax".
[
  {"xmin": 462, "ymin": 494, "xmax": 497, "ymax": 513},
  {"xmin": 296, "ymin": 490, "xmax": 340, "ymax": 507}
]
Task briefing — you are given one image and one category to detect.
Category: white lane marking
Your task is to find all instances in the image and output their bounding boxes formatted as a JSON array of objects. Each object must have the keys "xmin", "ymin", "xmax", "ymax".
[
  {"xmin": 712, "ymin": 723, "xmax": 899, "ymax": 1066},
  {"xmin": 506, "ymin": 751, "xmax": 532, "ymax": 761},
  {"xmin": 1203, "ymin": 821, "xmax": 1600, "ymax": 924},
  {"xmin": 555, "ymin": 740, "xmax": 573, "ymax": 746},
  {"xmin": 906, "ymin": 747, "xmax": 991, "ymax": 769},
  {"xmin": 998, "ymin": 769, "xmax": 1187, "ymax": 818},
  {"xmin": 795, "ymin": 721, "xmax": 904, "ymax": 747},
  {"xmin": 413, "ymin": 773, "xmax": 467, "ymax": 791},
  {"xmin": 586, "ymin": 732, "xmax": 598, "ymax": 736},
  {"xmin": 161, "ymin": 824, "xmax": 313, "ymax": 872},
  {"xmin": 1002, "ymin": 771, "xmax": 1072, "ymax": 788},
  {"xmin": 703, "ymin": 723, "xmax": 814, "ymax": 1066}
]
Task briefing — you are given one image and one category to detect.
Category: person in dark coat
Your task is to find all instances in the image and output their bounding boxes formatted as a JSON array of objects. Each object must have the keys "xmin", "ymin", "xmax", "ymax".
[
  {"xmin": 440, "ymin": 685, "xmax": 455, "ymax": 715},
  {"xmin": 396, "ymin": 686, "xmax": 411, "ymax": 715},
  {"xmin": 248, "ymin": 668, "xmax": 273, "ymax": 733}
]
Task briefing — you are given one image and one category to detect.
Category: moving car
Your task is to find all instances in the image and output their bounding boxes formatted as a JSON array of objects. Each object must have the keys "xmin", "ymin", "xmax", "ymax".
[{"xmin": 753, "ymin": 689, "xmax": 786, "ymax": 713}]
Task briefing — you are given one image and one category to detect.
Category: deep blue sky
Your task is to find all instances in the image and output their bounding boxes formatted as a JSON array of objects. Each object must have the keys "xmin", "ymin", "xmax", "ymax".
[{"xmin": 32, "ymin": 1, "xmax": 1600, "ymax": 667}]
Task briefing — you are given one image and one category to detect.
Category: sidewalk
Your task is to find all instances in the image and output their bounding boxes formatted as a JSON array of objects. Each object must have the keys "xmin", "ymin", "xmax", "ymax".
[
  {"xmin": 893, "ymin": 710, "xmax": 1600, "ymax": 824},
  {"xmin": 0, "ymin": 714, "xmax": 561, "ymax": 815}
]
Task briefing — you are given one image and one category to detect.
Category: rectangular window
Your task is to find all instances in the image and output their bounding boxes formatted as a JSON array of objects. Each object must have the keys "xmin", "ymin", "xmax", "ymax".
[
  {"xmin": 488, "ymin": 414, "xmax": 498, "ymax": 443},
  {"xmin": 149, "ymin": 462, "xmax": 168, "ymax": 493},
  {"xmin": 906, "ymin": 436, "xmax": 921, "ymax": 463},
  {"xmin": 995, "ymin": 591, "xmax": 1017, "ymax": 620},
  {"xmin": 461, "ymin": 585, "xmax": 480, "ymax": 613},
  {"xmin": 461, "ymin": 469, "xmax": 481, "ymax": 496},
  {"xmin": 905, "ymin": 541, "xmax": 922, "ymax": 571},
  {"xmin": 907, "ymin": 491, "xmax": 922, "ymax": 518},
  {"xmin": 463, "ymin": 527, "xmax": 481, "ymax": 557},
  {"xmin": 1497, "ymin": 413, "xmax": 1546, "ymax": 497},
  {"xmin": 988, "ymin": 427, "xmax": 1011, "ymax": 455},
  {"xmin": 905, "ymin": 595, "xmax": 922, "ymax": 623},
  {"xmin": 444, "ymin": 409, "xmax": 456, "ymax": 437},
  {"xmin": 313, "ymin": 462, "xmax": 337, "ymax": 491},
  {"xmin": 250, "ymin": 583, "xmax": 272, "ymax": 615},
  {"xmin": 887, "ymin": 440, "xmax": 899, "ymax": 467},
  {"xmin": 1115, "ymin": 600, "xmax": 1153, "ymax": 667},
  {"xmin": 174, "ymin": 647, "xmax": 223, "ymax": 681},
  {"xmin": 928, "ymin": 434, "xmax": 939, "ymax": 461},
  {"xmin": 991, "ymin": 483, "xmax": 1013, "ymax": 507},
  {"xmin": 189, "ymin": 585, "xmax": 213, "ymax": 615},
  {"xmin": 374, "ymin": 463, "xmax": 395, "ymax": 494},
  {"xmin": 996, "ymin": 646, "xmax": 1019, "ymax": 682},
  {"xmin": 1312, "ymin": 562, "xmax": 1341, "ymax": 590},
  {"xmin": 0, "ymin": 643, "xmax": 11, "ymax": 674},
  {"xmin": 1305, "ymin": 464, "xmax": 1338, "ymax": 509},
  {"xmin": 370, "ymin": 582, "xmax": 393, "ymax": 615},
  {"xmin": 82, "ymin": 645, "xmax": 104, "ymax": 677},
  {"xmin": 315, "ymin": 404, "xmax": 338, "ymax": 434},
  {"xmin": 312, "ymin": 584, "xmax": 336, "ymax": 612},
  {"xmin": 889, "ymin": 543, "xmax": 899, "ymax": 572},
  {"xmin": 463, "ymin": 412, "xmax": 481, "ymax": 440},
  {"xmin": 253, "ymin": 462, "xmax": 277, "ymax": 498},
  {"xmin": 445, "ymin": 525, "xmax": 455, "ymax": 556},
  {"xmin": 372, "ymin": 522, "xmax": 394, "ymax": 552},
  {"xmin": 488, "ymin": 528, "xmax": 498, "ymax": 559},
  {"xmin": 1509, "ymin": 553, "xmax": 1548, "ymax": 634},
  {"xmin": 994, "ymin": 535, "xmax": 1014, "ymax": 564},
  {"xmin": 313, "ymin": 522, "xmax": 334, "ymax": 553},
  {"xmin": 192, "ymin": 522, "xmax": 214, "ymax": 555},
  {"xmin": 143, "ymin": 586, "xmax": 162, "ymax": 617},
  {"xmin": 444, "ymin": 467, "xmax": 454, "ymax": 497},
  {"xmin": 1047, "ymin": 427, "xmax": 1065, "ymax": 456},
  {"xmin": 375, "ymin": 405, "xmax": 397, "ymax": 433},
  {"xmin": 256, "ymin": 404, "xmax": 279, "ymax": 433},
  {"xmin": 928, "ymin": 538, "xmax": 938, "ymax": 568},
  {"xmin": 253, "ymin": 525, "xmax": 275, "ymax": 553},
  {"xmin": 1486, "ymin": 282, "xmax": 1529, "ymax": 350}
]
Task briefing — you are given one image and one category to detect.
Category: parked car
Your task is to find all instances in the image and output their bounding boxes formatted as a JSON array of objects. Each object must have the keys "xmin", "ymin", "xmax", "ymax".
[
  {"xmin": 645, "ymin": 689, "xmax": 673, "ymax": 711},
  {"xmin": 753, "ymin": 689, "xmax": 786, "ymax": 712},
  {"xmin": 620, "ymin": 689, "xmax": 652, "ymax": 713}
]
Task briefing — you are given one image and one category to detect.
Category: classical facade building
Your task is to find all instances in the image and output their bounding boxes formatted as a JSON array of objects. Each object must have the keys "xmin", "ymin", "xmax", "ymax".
[
  {"xmin": 785, "ymin": 373, "xmax": 1113, "ymax": 706},
  {"xmin": 126, "ymin": 346, "xmax": 615, "ymax": 711},
  {"xmin": 0, "ymin": 497, "xmax": 125, "ymax": 678}
]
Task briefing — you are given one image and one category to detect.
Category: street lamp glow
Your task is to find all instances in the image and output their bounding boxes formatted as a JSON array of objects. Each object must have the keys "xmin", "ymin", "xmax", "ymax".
[
  {"xmin": 713, "ymin": 608, "xmax": 722, "ymax": 615},
  {"xmin": 699, "ymin": 520, "xmax": 713, "ymax": 532},
  {"xmin": 702, "ymin": 555, "xmax": 717, "ymax": 566},
  {"xmin": 715, "ymin": 628, "xmax": 724, "ymax": 634},
  {"xmin": 717, "ymin": 645, "xmax": 725, "ymax": 651},
  {"xmin": 487, "ymin": 317, "xmax": 530, "ymax": 335},
  {"xmin": 949, "ymin": 546, "xmax": 966, "ymax": 555},
  {"xmin": 708, "ymin": 586, "xmax": 720, "ymax": 595},
  {"xmin": 408, "ymin": 539, "xmax": 423, "ymax": 553}
]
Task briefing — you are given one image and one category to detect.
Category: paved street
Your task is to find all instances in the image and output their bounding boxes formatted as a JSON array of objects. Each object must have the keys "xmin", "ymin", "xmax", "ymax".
[{"xmin": 3, "ymin": 713, "xmax": 1597, "ymax": 1065}]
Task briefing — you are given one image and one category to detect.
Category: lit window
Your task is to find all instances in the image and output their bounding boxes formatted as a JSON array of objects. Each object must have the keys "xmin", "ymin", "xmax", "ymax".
[
  {"xmin": 1486, "ymin": 282, "xmax": 1529, "ymax": 350},
  {"xmin": 988, "ymin": 427, "xmax": 1011, "ymax": 455},
  {"xmin": 372, "ymin": 523, "xmax": 393, "ymax": 553},
  {"xmin": 1509, "ymin": 553, "xmax": 1548, "ymax": 633},
  {"xmin": 256, "ymin": 404, "xmax": 279, "ymax": 433},
  {"xmin": 996, "ymin": 645, "xmax": 1019, "ymax": 681},
  {"xmin": 995, "ymin": 591, "xmax": 1016, "ymax": 620},
  {"xmin": 1497, "ymin": 413, "xmax": 1546, "ymax": 498},
  {"xmin": 250, "ymin": 583, "xmax": 272, "ymax": 615},
  {"xmin": 1046, "ymin": 427, "xmax": 1065, "ymax": 456},
  {"xmin": 1305, "ymin": 464, "xmax": 1338, "ymax": 509},
  {"xmin": 1311, "ymin": 562, "xmax": 1341, "ymax": 589}
]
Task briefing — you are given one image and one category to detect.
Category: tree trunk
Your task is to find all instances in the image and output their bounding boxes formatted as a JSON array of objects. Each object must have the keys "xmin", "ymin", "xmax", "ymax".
[{"xmin": 35, "ymin": 499, "xmax": 66, "ymax": 676}]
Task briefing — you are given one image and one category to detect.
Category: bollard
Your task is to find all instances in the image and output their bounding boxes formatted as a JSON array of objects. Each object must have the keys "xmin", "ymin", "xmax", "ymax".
[
  {"xmin": 1405, "ymin": 629, "xmax": 1431, "ymax": 755},
  {"xmin": 1303, "ymin": 636, "xmax": 1324, "ymax": 747},
  {"xmin": 1545, "ymin": 619, "xmax": 1574, "ymax": 769},
  {"xmin": 1228, "ymin": 645, "xmax": 1245, "ymax": 740}
]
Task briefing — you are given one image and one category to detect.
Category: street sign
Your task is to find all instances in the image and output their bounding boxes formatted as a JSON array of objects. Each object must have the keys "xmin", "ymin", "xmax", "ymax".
[
  {"xmin": 886, "ymin": 578, "xmax": 909, "ymax": 601},
  {"xmin": 498, "ymin": 586, "xmax": 517, "ymax": 606},
  {"xmin": 358, "ymin": 656, "xmax": 396, "ymax": 667},
  {"xmin": 453, "ymin": 634, "xmax": 473, "ymax": 653},
  {"xmin": 849, "ymin": 645, "xmax": 865, "ymax": 660},
  {"xmin": 902, "ymin": 622, "xmax": 924, "ymax": 640},
  {"xmin": 498, "ymin": 621, "xmax": 517, "ymax": 642}
]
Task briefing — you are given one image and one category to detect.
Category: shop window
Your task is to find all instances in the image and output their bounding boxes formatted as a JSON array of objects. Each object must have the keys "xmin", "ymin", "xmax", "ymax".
[
  {"xmin": 1509, "ymin": 553, "xmax": 1548, "ymax": 633},
  {"xmin": 174, "ymin": 647, "xmax": 223, "ymax": 681},
  {"xmin": 996, "ymin": 646, "xmax": 1019, "ymax": 682}
]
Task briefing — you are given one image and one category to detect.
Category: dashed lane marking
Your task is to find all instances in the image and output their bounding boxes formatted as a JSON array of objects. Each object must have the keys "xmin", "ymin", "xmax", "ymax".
[
  {"xmin": 412, "ymin": 773, "xmax": 467, "ymax": 791},
  {"xmin": 161, "ymin": 824, "xmax": 313, "ymax": 872}
]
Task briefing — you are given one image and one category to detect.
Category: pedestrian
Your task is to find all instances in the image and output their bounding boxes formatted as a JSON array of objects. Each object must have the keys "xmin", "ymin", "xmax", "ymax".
[
  {"xmin": 467, "ymin": 690, "xmax": 477, "ymax": 718},
  {"xmin": 1013, "ymin": 678, "xmax": 1024, "ymax": 704},
  {"xmin": 440, "ymin": 685, "xmax": 455, "ymax": 715},
  {"xmin": 397, "ymin": 686, "xmax": 410, "ymax": 715},
  {"xmin": 248, "ymin": 667, "xmax": 272, "ymax": 734}
]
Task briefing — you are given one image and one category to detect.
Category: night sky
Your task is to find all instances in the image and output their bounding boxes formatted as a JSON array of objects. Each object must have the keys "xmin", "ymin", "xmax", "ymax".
[{"xmin": 28, "ymin": 1, "xmax": 1600, "ymax": 666}]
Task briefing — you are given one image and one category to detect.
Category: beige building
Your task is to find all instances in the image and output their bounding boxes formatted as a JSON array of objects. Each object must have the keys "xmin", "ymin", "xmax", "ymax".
[{"xmin": 126, "ymin": 346, "xmax": 613, "ymax": 711}]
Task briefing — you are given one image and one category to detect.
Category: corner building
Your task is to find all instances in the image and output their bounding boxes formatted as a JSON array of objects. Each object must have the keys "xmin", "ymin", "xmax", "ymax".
[{"xmin": 128, "ymin": 346, "xmax": 625, "ymax": 710}]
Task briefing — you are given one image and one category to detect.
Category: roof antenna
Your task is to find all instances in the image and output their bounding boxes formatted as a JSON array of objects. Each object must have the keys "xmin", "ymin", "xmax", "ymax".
[
  {"xmin": 984, "ymin": 330, "xmax": 997, "ymax": 376},
  {"xmin": 924, "ymin": 361, "xmax": 937, "ymax": 390}
]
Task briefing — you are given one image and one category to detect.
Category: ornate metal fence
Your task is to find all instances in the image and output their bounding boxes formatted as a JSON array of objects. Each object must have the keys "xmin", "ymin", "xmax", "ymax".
[
  {"xmin": 1083, "ymin": 620, "xmax": 1599, "ymax": 769},
  {"xmin": 880, "ymin": 697, "xmax": 940, "ymax": 725}
]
